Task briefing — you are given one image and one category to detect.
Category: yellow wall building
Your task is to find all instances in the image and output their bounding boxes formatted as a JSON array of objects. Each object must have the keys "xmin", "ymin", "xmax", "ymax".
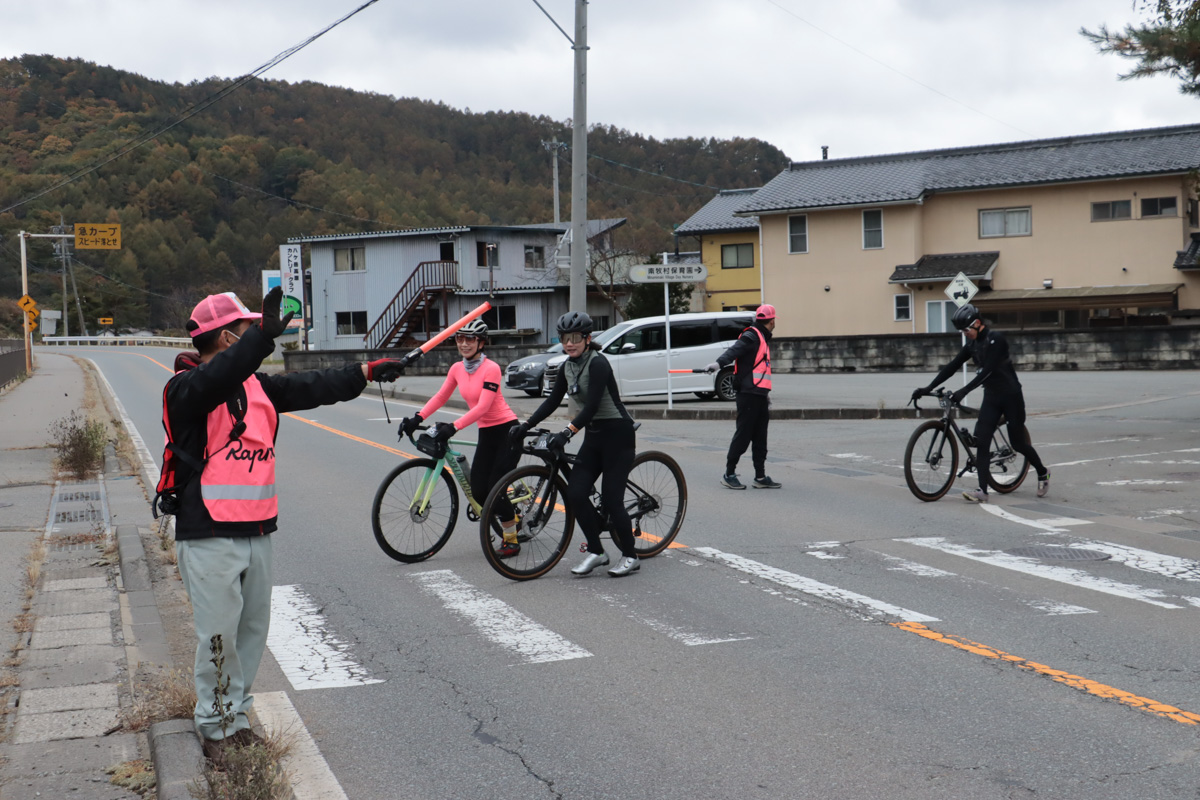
[{"xmin": 675, "ymin": 188, "xmax": 763, "ymax": 313}]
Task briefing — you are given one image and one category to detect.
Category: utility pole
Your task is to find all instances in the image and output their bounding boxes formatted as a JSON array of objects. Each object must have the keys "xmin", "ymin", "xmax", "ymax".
[
  {"xmin": 569, "ymin": 0, "xmax": 588, "ymax": 313},
  {"xmin": 541, "ymin": 139, "xmax": 567, "ymax": 223},
  {"xmin": 52, "ymin": 221, "xmax": 69, "ymax": 337}
]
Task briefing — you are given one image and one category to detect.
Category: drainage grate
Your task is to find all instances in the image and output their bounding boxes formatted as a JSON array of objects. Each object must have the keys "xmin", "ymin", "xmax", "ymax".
[
  {"xmin": 54, "ymin": 508, "xmax": 104, "ymax": 524},
  {"xmin": 1006, "ymin": 546, "xmax": 1111, "ymax": 562},
  {"xmin": 58, "ymin": 490, "xmax": 101, "ymax": 502}
]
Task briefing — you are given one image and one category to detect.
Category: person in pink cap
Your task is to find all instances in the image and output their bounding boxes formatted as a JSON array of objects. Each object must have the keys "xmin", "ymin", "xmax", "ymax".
[
  {"xmin": 157, "ymin": 287, "xmax": 404, "ymax": 763},
  {"xmin": 707, "ymin": 303, "xmax": 781, "ymax": 490}
]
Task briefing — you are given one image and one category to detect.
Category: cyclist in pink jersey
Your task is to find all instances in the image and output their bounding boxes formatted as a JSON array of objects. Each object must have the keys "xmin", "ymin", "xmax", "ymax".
[{"xmin": 398, "ymin": 319, "xmax": 524, "ymax": 557}]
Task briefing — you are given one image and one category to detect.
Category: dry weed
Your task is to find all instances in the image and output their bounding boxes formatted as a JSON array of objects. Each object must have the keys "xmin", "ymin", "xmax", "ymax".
[
  {"xmin": 12, "ymin": 613, "xmax": 32, "ymax": 634},
  {"xmin": 106, "ymin": 759, "xmax": 156, "ymax": 796},
  {"xmin": 191, "ymin": 730, "xmax": 294, "ymax": 800},
  {"xmin": 122, "ymin": 669, "xmax": 196, "ymax": 732},
  {"xmin": 0, "ymin": 672, "xmax": 17, "ymax": 688}
]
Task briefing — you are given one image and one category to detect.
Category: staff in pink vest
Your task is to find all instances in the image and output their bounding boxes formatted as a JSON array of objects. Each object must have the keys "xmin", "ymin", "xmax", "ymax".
[{"xmin": 707, "ymin": 304, "xmax": 781, "ymax": 490}]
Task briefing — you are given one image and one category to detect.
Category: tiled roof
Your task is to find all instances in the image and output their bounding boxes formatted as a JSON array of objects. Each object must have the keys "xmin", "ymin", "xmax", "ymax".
[
  {"xmin": 888, "ymin": 252, "xmax": 999, "ymax": 284},
  {"xmin": 675, "ymin": 189, "xmax": 760, "ymax": 235},
  {"xmin": 289, "ymin": 219, "xmax": 625, "ymax": 244},
  {"xmin": 737, "ymin": 124, "xmax": 1200, "ymax": 215},
  {"xmin": 1174, "ymin": 232, "xmax": 1200, "ymax": 269}
]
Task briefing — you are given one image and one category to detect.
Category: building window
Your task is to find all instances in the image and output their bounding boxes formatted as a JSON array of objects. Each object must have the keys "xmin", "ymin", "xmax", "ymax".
[
  {"xmin": 439, "ymin": 241, "xmax": 455, "ymax": 261},
  {"xmin": 721, "ymin": 243, "xmax": 754, "ymax": 269},
  {"xmin": 788, "ymin": 215, "xmax": 808, "ymax": 254},
  {"xmin": 476, "ymin": 241, "xmax": 498, "ymax": 268},
  {"xmin": 863, "ymin": 209, "xmax": 883, "ymax": 249},
  {"xmin": 894, "ymin": 293, "xmax": 911, "ymax": 321},
  {"xmin": 979, "ymin": 207, "xmax": 1031, "ymax": 238},
  {"xmin": 524, "ymin": 245, "xmax": 545, "ymax": 270},
  {"xmin": 335, "ymin": 311, "xmax": 367, "ymax": 336},
  {"xmin": 481, "ymin": 305, "xmax": 516, "ymax": 330},
  {"xmin": 926, "ymin": 300, "xmax": 955, "ymax": 333},
  {"xmin": 1189, "ymin": 199, "xmax": 1199, "ymax": 227},
  {"xmin": 1091, "ymin": 200, "xmax": 1131, "ymax": 221},
  {"xmin": 1141, "ymin": 196, "xmax": 1178, "ymax": 218},
  {"xmin": 334, "ymin": 247, "xmax": 365, "ymax": 272}
]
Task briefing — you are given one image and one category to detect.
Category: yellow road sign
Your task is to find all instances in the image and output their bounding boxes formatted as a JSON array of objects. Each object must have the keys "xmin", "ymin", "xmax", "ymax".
[
  {"xmin": 74, "ymin": 223, "xmax": 121, "ymax": 249},
  {"xmin": 18, "ymin": 294, "xmax": 35, "ymax": 311},
  {"xmin": 98, "ymin": 317, "xmax": 113, "ymax": 325}
]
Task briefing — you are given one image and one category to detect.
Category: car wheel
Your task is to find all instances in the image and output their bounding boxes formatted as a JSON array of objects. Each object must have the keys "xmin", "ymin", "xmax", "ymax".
[{"xmin": 716, "ymin": 368, "xmax": 737, "ymax": 402}]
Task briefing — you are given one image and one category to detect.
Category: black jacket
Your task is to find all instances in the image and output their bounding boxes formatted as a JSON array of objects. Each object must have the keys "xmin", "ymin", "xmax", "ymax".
[
  {"xmin": 164, "ymin": 324, "xmax": 367, "ymax": 540},
  {"xmin": 929, "ymin": 327, "xmax": 1022, "ymax": 399},
  {"xmin": 716, "ymin": 322, "xmax": 772, "ymax": 396}
]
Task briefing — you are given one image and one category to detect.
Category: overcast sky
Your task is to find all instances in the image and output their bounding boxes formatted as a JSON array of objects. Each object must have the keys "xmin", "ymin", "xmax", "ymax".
[{"xmin": 2, "ymin": 0, "xmax": 1197, "ymax": 165}]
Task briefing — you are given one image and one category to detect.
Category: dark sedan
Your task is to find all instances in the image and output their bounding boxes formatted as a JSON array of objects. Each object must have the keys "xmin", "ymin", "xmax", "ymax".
[{"xmin": 504, "ymin": 343, "xmax": 563, "ymax": 396}]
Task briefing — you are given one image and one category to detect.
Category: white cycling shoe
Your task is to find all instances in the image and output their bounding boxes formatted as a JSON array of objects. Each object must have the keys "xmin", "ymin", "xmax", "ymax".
[
  {"xmin": 608, "ymin": 556, "xmax": 640, "ymax": 577},
  {"xmin": 571, "ymin": 552, "xmax": 610, "ymax": 576}
]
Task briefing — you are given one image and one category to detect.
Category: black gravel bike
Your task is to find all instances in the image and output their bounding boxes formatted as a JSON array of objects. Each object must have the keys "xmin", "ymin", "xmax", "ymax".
[
  {"xmin": 904, "ymin": 388, "xmax": 1029, "ymax": 501},
  {"xmin": 478, "ymin": 427, "xmax": 687, "ymax": 581}
]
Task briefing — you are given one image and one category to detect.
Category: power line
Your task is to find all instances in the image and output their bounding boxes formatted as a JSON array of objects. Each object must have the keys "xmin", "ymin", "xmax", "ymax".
[
  {"xmin": 0, "ymin": 0, "xmax": 381, "ymax": 216},
  {"xmin": 762, "ymin": 0, "xmax": 1034, "ymax": 138}
]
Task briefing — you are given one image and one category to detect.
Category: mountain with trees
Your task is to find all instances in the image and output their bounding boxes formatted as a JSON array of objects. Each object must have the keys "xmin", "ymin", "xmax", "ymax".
[{"xmin": 0, "ymin": 54, "xmax": 789, "ymax": 335}]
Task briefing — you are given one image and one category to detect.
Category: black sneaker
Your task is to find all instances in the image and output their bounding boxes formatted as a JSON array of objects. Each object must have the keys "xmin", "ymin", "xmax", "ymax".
[
  {"xmin": 752, "ymin": 476, "xmax": 781, "ymax": 489},
  {"xmin": 721, "ymin": 473, "xmax": 746, "ymax": 489}
]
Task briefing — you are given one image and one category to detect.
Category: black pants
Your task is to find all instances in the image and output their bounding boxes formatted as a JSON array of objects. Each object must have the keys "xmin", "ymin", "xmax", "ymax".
[
  {"xmin": 567, "ymin": 419, "xmax": 636, "ymax": 558},
  {"xmin": 974, "ymin": 392, "xmax": 1048, "ymax": 491},
  {"xmin": 727, "ymin": 392, "xmax": 770, "ymax": 477},
  {"xmin": 471, "ymin": 421, "xmax": 521, "ymax": 521}
]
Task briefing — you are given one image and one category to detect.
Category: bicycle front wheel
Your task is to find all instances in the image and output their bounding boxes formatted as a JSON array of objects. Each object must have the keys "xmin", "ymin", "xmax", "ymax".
[
  {"xmin": 372, "ymin": 459, "xmax": 458, "ymax": 563},
  {"xmin": 627, "ymin": 451, "xmax": 687, "ymax": 557},
  {"xmin": 480, "ymin": 464, "xmax": 574, "ymax": 581},
  {"xmin": 904, "ymin": 421, "xmax": 959, "ymax": 501},
  {"xmin": 986, "ymin": 429, "xmax": 1030, "ymax": 494}
]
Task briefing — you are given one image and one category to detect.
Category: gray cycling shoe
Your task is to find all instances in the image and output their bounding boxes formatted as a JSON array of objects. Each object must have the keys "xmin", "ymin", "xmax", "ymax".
[
  {"xmin": 571, "ymin": 552, "xmax": 610, "ymax": 576},
  {"xmin": 1037, "ymin": 470, "xmax": 1051, "ymax": 498},
  {"xmin": 608, "ymin": 556, "xmax": 640, "ymax": 577}
]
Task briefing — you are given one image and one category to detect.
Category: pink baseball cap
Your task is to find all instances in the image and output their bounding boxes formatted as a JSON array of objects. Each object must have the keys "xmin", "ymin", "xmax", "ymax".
[
  {"xmin": 756, "ymin": 304, "xmax": 776, "ymax": 321},
  {"xmin": 188, "ymin": 292, "xmax": 261, "ymax": 337}
]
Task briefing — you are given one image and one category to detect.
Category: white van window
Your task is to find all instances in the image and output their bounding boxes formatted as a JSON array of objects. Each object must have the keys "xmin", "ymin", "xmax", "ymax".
[
  {"xmin": 670, "ymin": 321, "xmax": 712, "ymax": 349},
  {"xmin": 608, "ymin": 325, "xmax": 666, "ymax": 354},
  {"xmin": 717, "ymin": 318, "xmax": 750, "ymax": 341}
]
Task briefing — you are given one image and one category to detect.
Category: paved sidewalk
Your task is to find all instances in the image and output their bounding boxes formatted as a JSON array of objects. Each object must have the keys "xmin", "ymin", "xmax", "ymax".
[{"xmin": 0, "ymin": 353, "xmax": 201, "ymax": 800}]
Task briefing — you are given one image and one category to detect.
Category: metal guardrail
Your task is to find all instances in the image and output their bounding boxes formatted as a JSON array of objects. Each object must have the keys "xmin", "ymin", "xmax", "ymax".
[{"xmin": 41, "ymin": 336, "xmax": 193, "ymax": 347}]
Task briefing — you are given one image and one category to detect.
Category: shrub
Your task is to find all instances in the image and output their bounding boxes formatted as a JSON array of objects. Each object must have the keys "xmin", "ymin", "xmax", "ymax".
[{"xmin": 49, "ymin": 410, "xmax": 109, "ymax": 478}]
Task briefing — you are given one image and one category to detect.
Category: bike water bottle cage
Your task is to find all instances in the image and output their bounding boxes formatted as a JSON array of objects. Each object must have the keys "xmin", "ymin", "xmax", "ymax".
[{"xmin": 415, "ymin": 432, "xmax": 448, "ymax": 460}]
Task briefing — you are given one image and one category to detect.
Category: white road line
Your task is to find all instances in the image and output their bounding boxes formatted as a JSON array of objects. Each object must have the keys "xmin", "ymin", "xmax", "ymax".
[
  {"xmin": 901, "ymin": 537, "xmax": 1186, "ymax": 609},
  {"xmin": 595, "ymin": 594, "xmax": 753, "ymax": 646},
  {"xmin": 1051, "ymin": 447, "xmax": 1200, "ymax": 468},
  {"xmin": 1059, "ymin": 539, "xmax": 1200, "ymax": 585},
  {"xmin": 980, "ymin": 505, "xmax": 1092, "ymax": 533},
  {"xmin": 692, "ymin": 547, "xmax": 939, "ymax": 623},
  {"xmin": 1024, "ymin": 600, "xmax": 1096, "ymax": 615},
  {"xmin": 255, "ymin": 691, "xmax": 349, "ymax": 800},
  {"xmin": 412, "ymin": 570, "xmax": 591, "ymax": 663},
  {"xmin": 881, "ymin": 555, "xmax": 955, "ymax": 578},
  {"xmin": 1097, "ymin": 479, "xmax": 1184, "ymax": 486},
  {"xmin": 268, "ymin": 585, "xmax": 385, "ymax": 690}
]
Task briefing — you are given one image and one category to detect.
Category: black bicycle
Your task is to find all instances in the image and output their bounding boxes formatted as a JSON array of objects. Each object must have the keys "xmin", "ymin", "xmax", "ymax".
[
  {"xmin": 478, "ymin": 428, "xmax": 687, "ymax": 581},
  {"xmin": 904, "ymin": 388, "xmax": 1029, "ymax": 501}
]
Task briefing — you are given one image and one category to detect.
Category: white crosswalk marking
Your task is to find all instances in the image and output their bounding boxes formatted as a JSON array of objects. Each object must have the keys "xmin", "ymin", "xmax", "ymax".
[
  {"xmin": 900, "ymin": 537, "xmax": 1193, "ymax": 609},
  {"xmin": 412, "ymin": 570, "xmax": 592, "ymax": 663},
  {"xmin": 596, "ymin": 593, "xmax": 753, "ymax": 646},
  {"xmin": 1056, "ymin": 539, "xmax": 1200, "ymax": 584},
  {"xmin": 693, "ymin": 547, "xmax": 939, "ymax": 622},
  {"xmin": 269, "ymin": 585, "xmax": 385, "ymax": 690}
]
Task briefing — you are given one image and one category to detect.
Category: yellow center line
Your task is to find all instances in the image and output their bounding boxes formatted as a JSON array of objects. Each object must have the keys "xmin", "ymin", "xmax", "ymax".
[
  {"xmin": 892, "ymin": 621, "xmax": 1200, "ymax": 727},
  {"xmin": 283, "ymin": 413, "xmax": 416, "ymax": 459}
]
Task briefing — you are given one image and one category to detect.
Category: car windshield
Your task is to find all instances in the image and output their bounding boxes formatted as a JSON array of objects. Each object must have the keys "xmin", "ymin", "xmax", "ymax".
[{"xmin": 592, "ymin": 321, "xmax": 634, "ymax": 347}]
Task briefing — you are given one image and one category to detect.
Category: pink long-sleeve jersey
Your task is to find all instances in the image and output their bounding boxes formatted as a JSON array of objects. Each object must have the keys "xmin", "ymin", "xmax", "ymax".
[{"xmin": 418, "ymin": 357, "xmax": 518, "ymax": 430}]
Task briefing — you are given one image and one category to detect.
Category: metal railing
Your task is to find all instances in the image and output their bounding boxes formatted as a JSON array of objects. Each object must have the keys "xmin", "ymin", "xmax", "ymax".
[
  {"xmin": 41, "ymin": 336, "xmax": 193, "ymax": 347},
  {"xmin": 364, "ymin": 260, "xmax": 459, "ymax": 350}
]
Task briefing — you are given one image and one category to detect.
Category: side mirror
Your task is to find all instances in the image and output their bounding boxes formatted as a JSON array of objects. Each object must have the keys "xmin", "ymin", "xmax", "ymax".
[{"xmin": 620, "ymin": 342, "xmax": 637, "ymax": 353}]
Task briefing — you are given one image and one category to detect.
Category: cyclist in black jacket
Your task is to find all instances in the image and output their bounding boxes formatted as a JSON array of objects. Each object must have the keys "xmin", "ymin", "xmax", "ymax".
[
  {"xmin": 912, "ymin": 303, "xmax": 1049, "ymax": 503},
  {"xmin": 512, "ymin": 311, "xmax": 640, "ymax": 577}
]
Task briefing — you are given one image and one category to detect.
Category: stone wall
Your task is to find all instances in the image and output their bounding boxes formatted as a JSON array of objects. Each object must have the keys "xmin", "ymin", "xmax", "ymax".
[{"xmin": 283, "ymin": 326, "xmax": 1200, "ymax": 374}]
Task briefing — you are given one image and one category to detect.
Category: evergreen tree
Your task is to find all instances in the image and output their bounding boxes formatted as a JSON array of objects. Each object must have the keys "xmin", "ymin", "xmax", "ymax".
[{"xmin": 1082, "ymin": 1, "xmax": 1200, "ymax": 95}]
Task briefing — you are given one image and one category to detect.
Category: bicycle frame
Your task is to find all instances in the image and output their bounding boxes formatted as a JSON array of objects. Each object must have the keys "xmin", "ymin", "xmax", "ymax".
[
  {"xmin": 915, "ymin": 390, "xmax": 1019, "ymax": 480},
  {"xmin": 405, "ymin": 432, "xmax": 482, "ymax": 517}
]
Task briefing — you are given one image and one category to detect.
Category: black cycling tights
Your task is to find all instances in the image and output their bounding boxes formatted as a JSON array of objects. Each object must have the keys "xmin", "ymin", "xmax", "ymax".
[
  {"xmin": 973, "ymin": 393, "xmax": 1048, "ymax": 492},
  {"xmin": 472, "ymin": 421, "xmax": 521, "ymax": 522},
  {"xmin": 566, "ymin": 419, "xmax": 636, "ymax": 558}
]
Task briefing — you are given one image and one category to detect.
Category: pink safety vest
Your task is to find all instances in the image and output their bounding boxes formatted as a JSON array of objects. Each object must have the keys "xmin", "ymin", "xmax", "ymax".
[
  {"xmin": 200, "ymin": 375, "xmax": 279, "ymax": 522},
  {"xmin": 735, "ymin": 327, "xmax": 772, "ymax": 390}
]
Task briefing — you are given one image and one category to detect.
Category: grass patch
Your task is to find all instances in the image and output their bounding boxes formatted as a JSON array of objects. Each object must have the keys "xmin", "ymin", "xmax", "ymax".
[
  {"xmin": 49, "ymin": 410, "xmax": 109, "ymax": 479},
  {"xmin": 192, "ymin": 733, "xmax": 294, "ymax": 800},
  {"xmin": 122, "ymin": 669, "xmax": 196, "ymax": 732},
  {"xmin": 106, "ymin": 759, "xmax": 156, "ymax": 796}
]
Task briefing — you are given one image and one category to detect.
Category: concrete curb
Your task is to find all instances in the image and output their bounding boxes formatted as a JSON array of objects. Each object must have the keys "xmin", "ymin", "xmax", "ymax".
[{"xmin": 149, "ymin": 719, "xmax": 204, "ymax": 800}]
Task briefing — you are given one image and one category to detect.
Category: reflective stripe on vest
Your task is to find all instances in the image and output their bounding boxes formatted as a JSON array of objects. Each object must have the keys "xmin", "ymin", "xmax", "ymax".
[{"xmin": 200, "ymin": 375, "xmax": 278, "ymax": 522}]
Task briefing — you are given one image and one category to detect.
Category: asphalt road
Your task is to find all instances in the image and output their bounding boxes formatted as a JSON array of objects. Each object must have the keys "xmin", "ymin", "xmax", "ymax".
[{"xmin": 71, "ymin": 346, "xmax": 1200, "ymax": 799}]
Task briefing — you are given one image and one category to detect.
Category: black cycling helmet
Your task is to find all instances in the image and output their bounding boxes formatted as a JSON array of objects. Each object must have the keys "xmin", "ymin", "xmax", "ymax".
[
  {"xmin": 951, "ymin": 303, "xmax": 981, "ymax": 331},
  {"xmin": 457, "ymin": 318, "xmax": 488, "ymax": 340},
  {"xmin": 556, "ymin": 310, "xmax": 593, "ymax": 336}
]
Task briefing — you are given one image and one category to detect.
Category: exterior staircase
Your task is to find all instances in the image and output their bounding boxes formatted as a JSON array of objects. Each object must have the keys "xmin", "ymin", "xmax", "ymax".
[{"xmin": 364, "ymin": 260, "xmax": 459, "ymax": 350}]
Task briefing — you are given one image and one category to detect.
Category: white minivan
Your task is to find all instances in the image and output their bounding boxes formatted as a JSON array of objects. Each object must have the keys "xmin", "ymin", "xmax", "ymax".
[{"xmin": 541, "ymin": 311, "xmax": 755, "ymax": 401}]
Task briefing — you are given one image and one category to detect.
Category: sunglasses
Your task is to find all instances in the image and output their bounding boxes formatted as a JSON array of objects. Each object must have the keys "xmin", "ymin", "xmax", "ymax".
[
  {"xmin": 560, "ymin": 333, "xmax": 587, "ymax": 345},
  {"xmin": 454, "ymin": 334, "xmax": 480, "ymax": 343}
]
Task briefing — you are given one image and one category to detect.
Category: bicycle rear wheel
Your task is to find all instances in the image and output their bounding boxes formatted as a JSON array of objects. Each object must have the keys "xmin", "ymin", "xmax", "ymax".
[
  {"xmin": 627, "ymin": 451, "xmax": 687, "ymax": 557},
  {"xmin": 904, "ymin": 420, "xmax": 959, "ymax": 501},
  {"xmin": 986, "ymin": 429, "xmax": 1030, "ymax": 494},
  {"xmin": 480, "ymin": 464, "xmax": 574, "ymax": 580},
  {"xmin": 372, "ymin": 459, "xmax": 458, "ymax": 563}
]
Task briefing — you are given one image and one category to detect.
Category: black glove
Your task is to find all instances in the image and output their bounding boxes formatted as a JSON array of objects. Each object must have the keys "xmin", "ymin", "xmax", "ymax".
[
  {"xmin": 547, "ymin": 428, "xmax": 573, "ymax": 451},
  {"xmin": 432, "ymin": 421, "xmax": 457, "ymax": 443},
  {"xmin": 949, "ymin": 389, "xmax": 967, "ymax": 405},
  {"xmin": 398, "ymin": 414, "xmax": 423, "ymax": 438},
  {"xmin": 260, "ymin": 286, "xmax": 295, "ymax": 339},
  {"xmin": 368, "ymin": 358, "xmax": 405, "ymax": 382},
  {"xmin": 508, "ymin": 421, "xmax": 530, "ymax": 447},
  {"xmin": 911, "ymin": 387, "xmax": 930, "ymax": 402}
]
